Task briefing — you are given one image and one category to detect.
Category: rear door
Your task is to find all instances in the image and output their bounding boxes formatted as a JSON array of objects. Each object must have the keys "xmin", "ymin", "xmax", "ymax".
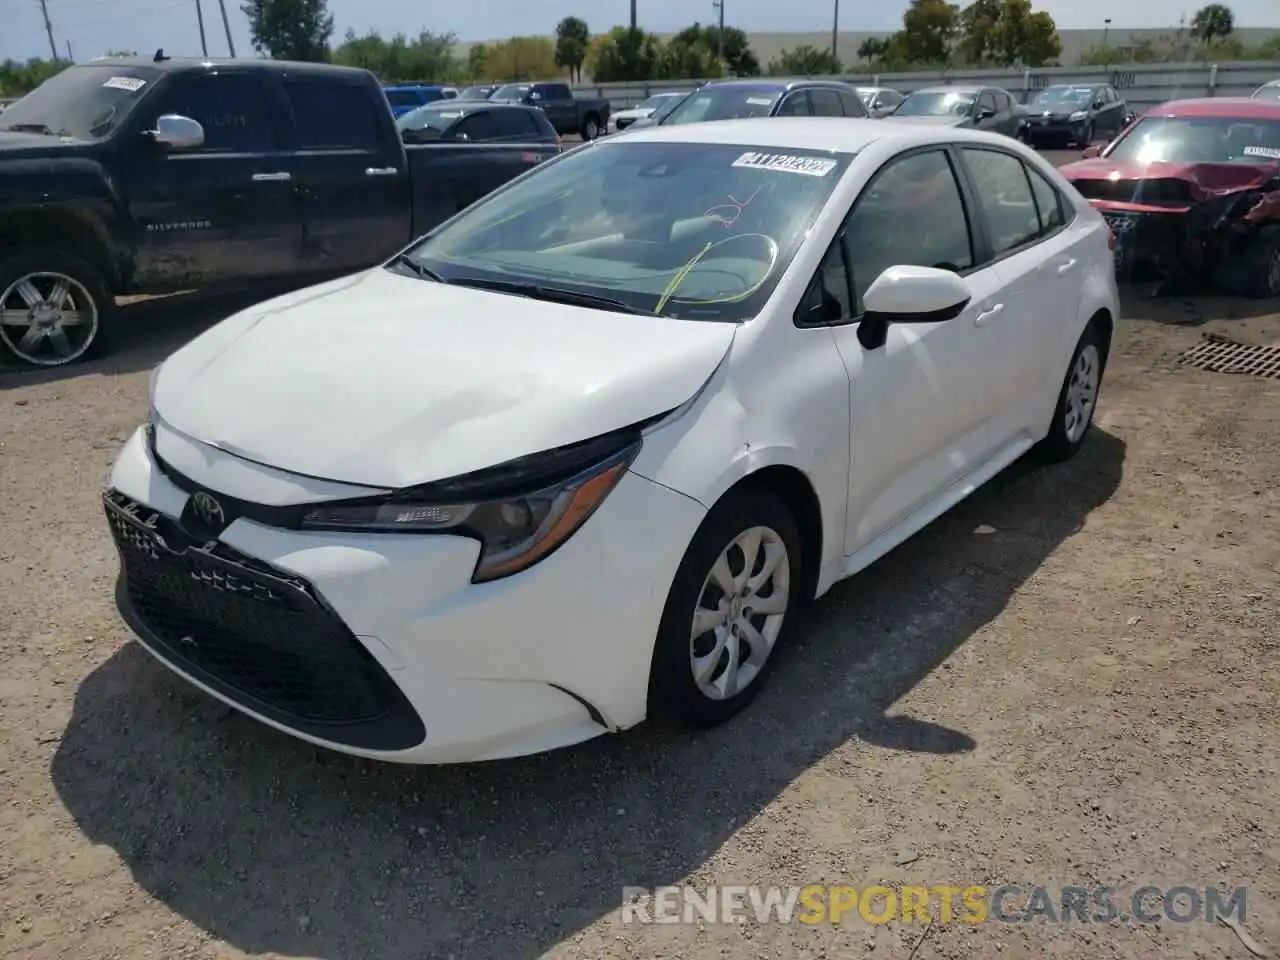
[
  {"xmin": 281, "ymin": 75, "xmax": 411, "ymax": 273},
  {"xmin": 976, "ymin": 91, "xmax": 1001, "ymax": 132},
  {"xmin": 124, "ymin": 69, "xmax": 304, "ymax": 288},
  {"xmin": 954, "ymin": 145, "xmax": 1080, "ymax": 448}
]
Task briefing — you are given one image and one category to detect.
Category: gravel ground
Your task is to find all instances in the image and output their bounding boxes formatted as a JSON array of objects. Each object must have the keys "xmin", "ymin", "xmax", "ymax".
[{"xmin": 1, "ymin": 149, "xmax": 1278, "ymax": 960}]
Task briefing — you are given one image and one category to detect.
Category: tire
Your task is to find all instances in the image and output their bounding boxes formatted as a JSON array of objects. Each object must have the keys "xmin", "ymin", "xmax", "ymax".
[
  {"xmin": 1239, "ymin": 234, "xmax": 1280, "ymax": 299},
  {"xmin": 1079, "ymin": 122, "xmax": 1095, "ymax": 147},
  {"xmin": 648, "ymin": 486, "xmax": 804, "ymax": 728},
  {"xmin": 582, "ymin": 115, "xmax": 600, "ymax": 140},
  {"xmin": 1035, "ymin": 320, "xmax": 1107, "ymax": 464},
  {"xmin": 0, "ymin": 248, "xmax": 114, "ymax": 368}
]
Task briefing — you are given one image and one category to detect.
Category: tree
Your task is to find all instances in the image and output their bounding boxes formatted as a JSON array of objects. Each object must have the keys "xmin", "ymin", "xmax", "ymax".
[
  {"xmin": 467, "ymin": 43, "xmax": 492, "ymax": 81},
  {"xmin": 897, "ymin": 0, "xmax": 960, "ymax": 65},
  {"xmin": 586, "ymin": 27, "xmax": 663, "ymax": 82},
  {"xmin": 856, "ymin": 37, "xmax": 892, "ymax": 62},
  {"xmin": 483, "ymin": 37, "xmax": 558, "ymax": 81},
  {"xmin": 766, "ymin": 45, "xmax": 840, "ymax": 76},
  {"xmin": 975, "ymin": 0, "xmax": 1061, "ymax": 66},
  {"xmin": 1191, "ymin": 3, "xmax": 1234, "ymax": 42},
  {"xmin": 331, "ymin": 29, "xmax": 459, "ymax": 81},
  {"xmin": 659, "ymin": 35, "xmax": 722, "ymax": 79},
  {"xmin": 554, "ymin": 16, "xmax": 589, "ymax": 82},
  {"xmin": 667, "ymin": 23, "xmax": 760, "ymax": 76},
  {"xmin": 241, "ymin": 0, "xmax": 334, "ymax": 61},
  {"xmin": 0, "ymin": 57, "xmax": 68, "ymax": 97}
]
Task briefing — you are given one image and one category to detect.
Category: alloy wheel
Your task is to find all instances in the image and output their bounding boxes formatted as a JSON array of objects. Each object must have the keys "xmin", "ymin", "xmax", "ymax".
[
  {"xmin": 0, "ymin": 271, "xmax": 100, "ymax": 366},
  {"xmin": 689, "ymin": 525, "xmax": 791, "ymax": 701}
]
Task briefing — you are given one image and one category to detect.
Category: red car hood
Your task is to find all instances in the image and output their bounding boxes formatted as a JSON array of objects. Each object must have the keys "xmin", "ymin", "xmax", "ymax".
[{"xmin": 1059, "ymin": 157, "xmax": 1278, "ymax": 202}]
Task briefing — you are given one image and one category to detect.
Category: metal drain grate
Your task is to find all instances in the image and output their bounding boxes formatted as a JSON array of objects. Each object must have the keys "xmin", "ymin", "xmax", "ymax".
[{"xmin": 1177, "ymin": 334, "xmax": 1280, "ymax": 379}]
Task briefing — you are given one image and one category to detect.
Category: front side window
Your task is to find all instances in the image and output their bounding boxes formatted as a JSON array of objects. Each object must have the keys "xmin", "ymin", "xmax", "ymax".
[
  {"xmin": 810, "ymin": 89, "xmax": 843, "ymax": 117},
  {"xmin": 662, "ymin": 86, "xmax": 783, "ymax": 125},
  {"xmin": 155, "ymin": 73, "xmax": 277, "ymax": 152},
  {"xmin": 961, "ymin": 147, "xmax": 1041, "ymax": 254},
  {"xmin": 1104, "ymin": 115, "xmax": 1280, "ymax": 163},
  {"xmin": 844, "ymin": 149, "xmax": 974, "ymax": 308},
  {"xmin": 403, "ymin": 140, "xmax": 854, "ymax": 322},
  {"xmin": 1026, "ymin": 164, "xmax": 1067, "ymax": 233},
  {"xmin": 0, "ymin": 63, "xmax": 160, "ymax": 141},
  {"xmin": 894, "ymin": 90, "xmax": 976, "ymax": 118}
]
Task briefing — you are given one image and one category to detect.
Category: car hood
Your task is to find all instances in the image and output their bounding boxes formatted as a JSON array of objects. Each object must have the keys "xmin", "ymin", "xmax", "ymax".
[
  {"xmin": 151, "ymin": 268, "xmax": 737, "ymax": 489},
  {"xmin": 1058, "ymin": 157, "xmax": 1280, "ymax": 200},
  {"xmin": 0, "ymin": 131, "xmax": 87, "ymax": 155},
  {"xmin": 613, "ymin": 107, "xmax": 653, "ymax": 121},
  {"xmin": 885, "ymin": 114, "xmax": 970, "ymax": 127}
]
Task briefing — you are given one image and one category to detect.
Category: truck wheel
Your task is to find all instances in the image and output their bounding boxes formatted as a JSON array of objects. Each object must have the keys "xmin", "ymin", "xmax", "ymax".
[
  {"xmin": 0, "ymin": 249, "xmax": 114, "ymax": 368},
  {"xmin": 582, "ymin": 115, "xmax": 600, "ymax": 140}
]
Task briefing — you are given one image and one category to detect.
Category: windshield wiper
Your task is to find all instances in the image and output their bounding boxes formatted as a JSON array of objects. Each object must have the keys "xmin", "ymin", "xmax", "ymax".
[
  {"xmin": 386, "ymin": 253, "xmax": 445, "ymax": 282},
  {"xmin": 447, "ymin": 277, "xmax": 649, "ymax": 315},
  {"xmin": 0, "ymin": 122, "xmax": 56, "ymax": 135}
]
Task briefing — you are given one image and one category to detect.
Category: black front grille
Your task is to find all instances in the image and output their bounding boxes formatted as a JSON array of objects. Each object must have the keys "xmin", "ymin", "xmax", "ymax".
[
  {"xmin": 105, "ymin": 490, "xmax": 425, "ymax": 751},
  {"xmin": 1072, "ymin": 178, "xmax": 1194, "ymax": 206}
]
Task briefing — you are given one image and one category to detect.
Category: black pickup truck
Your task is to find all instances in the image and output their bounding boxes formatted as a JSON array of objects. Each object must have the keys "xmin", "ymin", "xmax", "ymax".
[
  {"xmin": 0, "ymin": 55, "xmax": 561, "ymax": 368},
  {"xmin": 487, "ymin": 81, "xmax": 611, "ymax": 140}
]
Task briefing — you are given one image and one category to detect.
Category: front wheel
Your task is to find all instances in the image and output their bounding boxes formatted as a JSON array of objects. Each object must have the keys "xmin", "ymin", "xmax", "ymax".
[
  {"xmin": 1035, "ymin": 322, "xmax": 1107, "ymax": 463},
  {"xmin": 648, "ymin": 487, "xmax": 804, "ymax": 728},
  {"xmin": 582, "ymin": 115, "xmax": 600, "ymax": 140},
  {"xmin": 0, "ymin": 249, "xmax": 114, "ymax": 368}
]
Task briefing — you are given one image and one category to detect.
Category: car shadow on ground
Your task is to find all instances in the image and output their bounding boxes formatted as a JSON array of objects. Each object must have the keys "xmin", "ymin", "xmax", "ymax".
[
  {"xmin": 51, "ymin": 430, "xmax": 1125, "ymax": 960},
  {"xmin": 1119, "ymin": 284, "xmax": 1280, "ymax": 327},
  {"xmin": 0, "ymin": 280, "xmax": 316, "ymax": 391}
]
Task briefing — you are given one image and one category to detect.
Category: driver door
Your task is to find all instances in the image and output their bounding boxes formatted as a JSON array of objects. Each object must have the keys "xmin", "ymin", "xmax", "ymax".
[
  {"xmin": 807, "ymin": 147, "xmax": 1006, "ymax": 556},
  {"xmin": 975, "ymin": 91, "xmax": 1001, "ymax": 132}
]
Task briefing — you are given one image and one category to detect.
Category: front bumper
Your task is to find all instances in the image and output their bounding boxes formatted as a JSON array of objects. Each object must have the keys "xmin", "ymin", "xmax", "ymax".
[
  {"xmin": 1025, "ymin": 117, "xmax": 1088, "ymax": 143},
  {"xmin": 106, "ymin": 425, "xmax": 707, "ymax": 763}
]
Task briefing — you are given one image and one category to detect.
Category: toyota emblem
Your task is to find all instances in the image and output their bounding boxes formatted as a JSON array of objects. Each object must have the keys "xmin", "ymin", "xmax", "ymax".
[{"xmin": 191, "ymin": 491, "xmax": 226, "ymax": 529}]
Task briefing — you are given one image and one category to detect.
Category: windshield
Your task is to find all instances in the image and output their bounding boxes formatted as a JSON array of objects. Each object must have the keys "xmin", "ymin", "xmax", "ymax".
[
  {"xmin": 458, "ymin": 86, "xmax": 493, "ymax": 100},
  {"xmin": 640, "ymin": 94, "xmax": 677, "ymax": 110},
  {"xmin": 661, "ymin": 87, "xmax": 782, "ymax": 125},
  {"xmin": 1254, "ymin": 84, "xmax": 1280, "ymax": 102},
  {"xmin": 492, "ymin": 84, "xmax": 531, "ymax": 101},
  {"xmin": 395, "ymin": 106, "xmax": 462, "ymax": 139},
  {"xmin": 894, "ymin": 91, "xmax": 976, "ymax": 117},
  {"xmin": 856, "ymin": 88, "xmax": 875, "ymax": 104},
  {"xmin": 1030, "ymin": 86, "xmax": 1095, "ymax": 109},
  {"xmin": 0, "ymin": 63, "xmax": 159, "ymax": 140},
  {"xmin": 402, "ymin": 140, "xmax": 853, "ymax": 322},
  {"xmin": 1104, "ymin": 116, "xmax": 1280, "ymax": 164},
  {"xmin": 651, "ymin": 94, "xmax": 689, "ymax": 120}
]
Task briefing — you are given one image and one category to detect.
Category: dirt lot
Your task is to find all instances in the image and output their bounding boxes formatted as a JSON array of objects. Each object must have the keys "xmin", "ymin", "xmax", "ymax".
[{"xmin": 2, "ymin": 281, "xmax": 1280, "ymax": 956}]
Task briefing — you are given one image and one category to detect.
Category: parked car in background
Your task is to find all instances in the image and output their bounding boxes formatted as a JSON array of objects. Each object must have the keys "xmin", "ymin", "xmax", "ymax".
[
  {"xmin": 0, "ymin": 57, "xmax": 560, "ymax": 368},
  {"xmin": 608, "ymin": 91, "xmax": 690, "ymax": 133},
  {"xmin": 1252, "ymin": 80, "xmax": 1280, "ymax": 102},
  {"xmin": 440, "ymin": 86, "xmax": 459, "ymax": 99},
  {"xmin": 888, "ymin": 86, "xmax": 1024, "ymax": 138},
  {"xmin": 396, "ymin": 101, "xmax": 560, "ymax": 146},
  {"xmin": 1059, "ymin": 97, "xmax": 1280, "ymax": 296},
  {"xmin": 488, "ymin": 81, "xmax": 611, "ymax": 140},
  {"xmin": 856, "ymin": 86, "xmax": 905, "ymax": 118},
  {"xmin": 456, "ymin": 84, "xmax": 498, "ymax": 100},
  {"xmin": 383, "ymin": 83, "xmax": 450, "ymax": 117},
  {"xmin": 106, "ymin": 117, "xmax": 1116, "ymax": 764},
  {"xmin": 1022, "ymin": 83, "xmax": 1132, "ymax": 147},
  {"xmin": 656, "ymin": 78, "xmax": 870, "ymax": 127}
]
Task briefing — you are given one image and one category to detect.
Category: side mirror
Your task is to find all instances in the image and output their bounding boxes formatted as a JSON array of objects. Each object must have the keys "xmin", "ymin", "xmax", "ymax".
[
  {"xmin": 978, "ymin": 107, "xmax": 995, "ymax": 119},
  {"xmin": 530, "ymin": 92, "xmax": 542, "ymax": 101},
  {"xmin": 453, "ymin": 131, "xmax": 470, "ymax": 141},
  {"xmin": 1081, "ymin": 143, "xmax": 1103, "ymax": 159},
  {"xmin": 1093, "ymin": 99, "xmax": 1104, "ymax": 110},
  {"xmin": 856, "ymin": 265, "xmax": 971, "ymax": 350},
  {"xmin": 150, "ymin": 113, "xmax": 204, "ymax": 150}
]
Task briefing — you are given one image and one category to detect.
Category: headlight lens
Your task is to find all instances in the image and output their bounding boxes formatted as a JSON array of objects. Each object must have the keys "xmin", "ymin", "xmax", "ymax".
[
  {"xmin": 299, "ymin": 430, "xmax": 641, "ymax": 583},
  {"xmin": 1069, "ymin": 110, "xmax": 1088, "ymax": 121}
]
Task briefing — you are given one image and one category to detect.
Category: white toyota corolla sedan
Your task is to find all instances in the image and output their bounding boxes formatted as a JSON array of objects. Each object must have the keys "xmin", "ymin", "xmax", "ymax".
[{"xmin": 106, "ymin": 118, "xmax": 1119, "ymax": 764}]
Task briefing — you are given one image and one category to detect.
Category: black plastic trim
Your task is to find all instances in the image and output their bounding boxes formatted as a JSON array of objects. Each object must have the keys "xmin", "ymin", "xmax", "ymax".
[{"xmin": 547, "ymin": 683, "xmax": 610, "ymax": 729}]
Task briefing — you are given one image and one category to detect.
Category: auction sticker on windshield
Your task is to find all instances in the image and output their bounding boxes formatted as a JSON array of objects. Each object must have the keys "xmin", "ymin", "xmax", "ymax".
[
  {"xmin": 732, "ymin": 152, "xmax": 838, "ymax": 176},
  {"xmin": 1242, "ymin": 145, "xmax": 1280, "ymax": 159},
  {"xmin": 102, "ymin": 76, "xmax": 147, "ymax": 92}
]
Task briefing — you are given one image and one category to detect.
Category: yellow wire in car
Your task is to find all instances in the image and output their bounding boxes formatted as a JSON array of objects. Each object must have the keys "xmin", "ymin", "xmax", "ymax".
[{"xmin": 654, "ymin": 241, "xmax": 713, "ymax": 314}]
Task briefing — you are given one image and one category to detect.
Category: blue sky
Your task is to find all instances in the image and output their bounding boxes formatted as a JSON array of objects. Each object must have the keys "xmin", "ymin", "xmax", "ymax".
[{"xmin": 4, "ymin": 0, "xmax": 1278, "ymax": 62}]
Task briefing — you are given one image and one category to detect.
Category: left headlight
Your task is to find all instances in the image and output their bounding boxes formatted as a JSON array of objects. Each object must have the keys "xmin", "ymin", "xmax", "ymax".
[
  {"xmin": 1069, "ymin": 110, "xmax": 1088, "ymax": 121},
  {"xmin": 299, "ymin": 426, "xmax": 643, "ymax": 583}
]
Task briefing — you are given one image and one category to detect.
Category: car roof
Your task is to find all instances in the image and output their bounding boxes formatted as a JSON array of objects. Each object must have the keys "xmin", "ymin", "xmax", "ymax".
[
  {"xmin": 81, "ymin": 55, "xmax": 370, "ymax": 79},
  {"xmin": 593, "ymin": 115, "xmax": 1035, "ymax": 154},
  {"xmin": 385, "ymin": 83, "xmax": 445, "ymax": 91},
  {"xmin": 405, "ymin": 101, "xmax": 538, "ymax": 115},
  {"xmin": 1145, "ymin": 97, "xmax": 1280, "ymax": 119},
  {"xmin": 911, "ymin": 85, "xmax": 984, "ymax": 95}
]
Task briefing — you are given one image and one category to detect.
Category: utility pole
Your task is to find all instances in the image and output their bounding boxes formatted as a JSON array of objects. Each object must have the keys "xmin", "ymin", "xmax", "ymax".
[
  {"xmin": 37, "ymin": 0, "xmax": 58, "ymax": 60},
  {"xmin": 195, "ymin": 0, "xmax": 209, "ymax": 57},
  {"xmin": 216, "ymin": 0, "xmax": 236, "ymax": 56},
  {"xmin": 717, "ymin": 0, "xmax": 725, "ymax": 67},
  {"xmin": 831, "ymin": 0, "xmax": 840, "ymax": 65},
  {"xmin": 64, "ymin": 38, "xmax": 72, "ymax": 60},
  {"xmin": 629, "ymin": 0, "xmax": 636, "ymax": 30}
]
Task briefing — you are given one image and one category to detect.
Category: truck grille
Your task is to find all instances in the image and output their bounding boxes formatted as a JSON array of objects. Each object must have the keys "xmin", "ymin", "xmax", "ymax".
[{"xmin": 105, "ymin": 490, "xmax": 425, "ymax": 751}]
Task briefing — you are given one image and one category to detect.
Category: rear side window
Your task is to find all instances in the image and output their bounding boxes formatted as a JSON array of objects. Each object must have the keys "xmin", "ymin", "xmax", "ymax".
[
  {"xmin": 543, "ymin": 84, "xmax": 572, "ymax": 100},
  {"xmin": 455, "ymin": 111, "xmax": 498, "ymax": 140},
  {"xmin": 776, "ymin": 91, "xmax": 812, "ymax": 116},
  {"xmin": 809, "ymin": 89, "xmax": 843, "ymax": 117},
  {"xmin": 1026, "ymin": 164, "xmax": 1068, "ymax": 233},
  {"xmin": 960, "ymin": 147, "xmax": 1041, "ymax": 254},
  {"xmin": 837, "ymin": 90, "xmax": 867, "ymax": 116},
  {"xmin": 490, "ymin": 109, "xmax": 541, "ymax": 138},
  {"xmin": 284, "ymin": 80, "xmax": 383, "ymax": 149}
]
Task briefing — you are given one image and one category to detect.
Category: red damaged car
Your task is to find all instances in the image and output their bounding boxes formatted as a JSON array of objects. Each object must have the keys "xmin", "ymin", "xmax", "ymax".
[{"xmin": 1058, "ymin": 98, "xmax": 1280, "ymax": 297}]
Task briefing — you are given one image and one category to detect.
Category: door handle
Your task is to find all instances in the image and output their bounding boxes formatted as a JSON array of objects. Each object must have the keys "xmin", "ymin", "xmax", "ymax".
[
  {"xmin": 365, "ymin": 166, "xmax": 399, "ymax": 176},
  {"xmin": 251, "ymin": 171, "xmax": 291, "ymax": 182},
  {"xmin": 1057, "ymin": 257, "xmax": 1078, "ymax": 274},
  {"xmin": 974, "ymin": 303, "xmax": 1004, "ymax": 326}
]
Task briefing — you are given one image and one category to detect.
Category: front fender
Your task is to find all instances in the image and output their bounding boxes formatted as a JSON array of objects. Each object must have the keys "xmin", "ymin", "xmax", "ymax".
[{"xmin": 0, "ymin": 157, "xmax": 124, "ymax": 276}]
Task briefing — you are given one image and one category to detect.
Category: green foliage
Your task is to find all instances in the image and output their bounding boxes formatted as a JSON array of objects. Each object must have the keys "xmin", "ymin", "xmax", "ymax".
[
  {"xmin": 586, "ymin": 27, "xmax": 664, "ymax": 82},
  {"xmin": 331, "ymin": 29, "xmax": 458, "ymax": 80},
  {"xmin": 0, "ymin": 57, "xmax": 68, "ymax": 98},
  {"xmin": 555, "ymin": 17, "xmax": 590, "ymax": 82},
  {"xmin": 767, "ymin": 45, "xmax": 841, "ymax": 76},
  {"xmin": 241, "ymin": 0, "xmax": 334, "ymax": 61},
  {"xmin": 1191, "ymin": 4, "xmax": 1234, "ymax": 42}
]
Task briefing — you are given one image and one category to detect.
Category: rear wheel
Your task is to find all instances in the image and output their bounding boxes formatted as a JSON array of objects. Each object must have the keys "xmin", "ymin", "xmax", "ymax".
[
  {"xmin": 582, "ymin": 115, "xmax": 600, "ymax": 140},
  {"xmin": 648, "ymin": 488, "xmax": 803, "ymax": 728},
  {"xmin": 1036, "ymin": 321, "xmax": 1107, "ymax": 463},
  {"xmin": 1243, "ymin": 235, "xmax": 1280, "ymax": 298},
  {"xmin": 0, "ymin": 249, "xmax": 115, "ymax": 368}
]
